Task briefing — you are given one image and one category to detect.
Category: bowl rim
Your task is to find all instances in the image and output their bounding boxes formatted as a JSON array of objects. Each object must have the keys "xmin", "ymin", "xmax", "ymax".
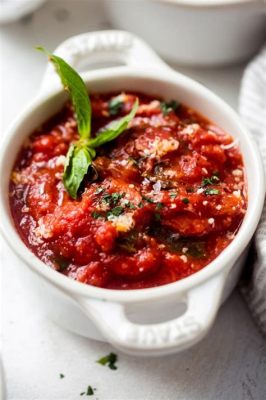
[
  {"xmin": 0, "ymin": 66, "xmax": 265, "ymax": 303},
  {"xmin": 156, "ymin": 0, "xmax": 261, "ymax": 8}
]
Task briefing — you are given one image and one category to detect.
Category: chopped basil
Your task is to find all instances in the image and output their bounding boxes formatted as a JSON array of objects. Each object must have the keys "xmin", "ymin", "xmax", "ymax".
[
  {"xmin": 108, "ymin": 96, "xmax": 124, "ymax": 116},
  {"xmin": 202, "ymin": 175, "xmax": 220, "ymax": 187},
  {"xmin": 154, "ymin": 213, "xmax": 161, "ymax": 221},
  {"xmin": 142, "ymin": 195, "xmax": 155, "ymax": 203},
  {"xmin": 107, "ymin": 206, "xmax": 124, "ymax": 219},
  {"xmin": 91, "ymin": 211, "xmax": 102, "ymax": 219},
  {"xmin": 111, "ymin": 192, "xmax": 125, "ymax": 203},
  {"xmin": 156, "ymin": 202, "xmax": 164, "ymax": 210},
  {"xmin": 202, "ymin": 178, "xmax": 212, "ymax": 187},
  {"xmin": 187, "ymin": 242, "xmax": 206, "ymax": 258},
  {"xmin": 102, "ymin": 193, "xmax": 112, "ymax": 204},
  {"xmin": 59, "ymin": 373, "xmax": 65, "ymax": 379},
  {"xmin": 124, "ymin": 200, "xmax": 136, "ymax": 209},
  {"xmin": 97, "ymin": 352, "xmax": 118, "ymax": 370},
  {"xmin": 54, "ymin": 257, "xmax": 69, "ymax": 271},
  {"xmin": 204, "ymin": 188, "xmax": 220, "ymax": 196},
  {"xmin": 169, "ymin": 192, "xmax": 177, "ymax": 199},
  {"xmin": 151, "ymin": 226, "xmax": 206, "ymax": 259},
  {"xmin": 160, "ymin": 100, "xmax": 179, "ymax": 116},
  {"xmin": 182, "ymin": 198, "xmax": 189, "ymax": 204},
  {"xmin": 118, "ymin": 231, "xmax": 139, "ymax": 253},
  {"xmin": 102, "ymin": 192, "xmax": 124, "ymax": 206}
]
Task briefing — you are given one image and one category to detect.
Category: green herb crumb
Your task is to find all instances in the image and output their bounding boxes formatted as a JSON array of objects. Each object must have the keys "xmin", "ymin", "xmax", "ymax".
[
  {"xmin": 108, "ymin": 96, "xmax": 124, "ymax": 116},
  {"xmin": 91, "ymin": 211, "xmax": 102, "ymax": 219},
  {"xmin": 107, "ymin": 206, "xmax": 124, "ymax": 219},
  {"xmin": 86, "ymin": 386, "xmax": 94, "ymax": 396},
  {"xmin": 154, "ymin": 213, "xmax": 161, "ymax": 222},
  {"xmin": 169, "ymin": 192, "xmax": 177, "ymax": 199},
  {"xmin": 124, "ymin": 200, "xmax": 136, "ymax": 209},
  {"xmin": 142, "ymin": 195, "xmax": 155, "ymax": 204},
  {"xmin": 202, "ymin": 175, "xmax": 220, "ymax": 187},
  {"xmin": 160, "ymin": 100, "xmax": 179, "ymax": 116},
  {"xmin": 97, "ymin": 352, "xmax": 118, "ymax": 370},
  {"xmin": 182, "ymin": 198, "xmax": 189, "ymax": 204},
  {"xmin": 204, "ymin": 188, "xmax": 220, "ymax": 196},
  {"xmin": 80, "ymin": 385, "xmax": 96, "ymax": 396}
]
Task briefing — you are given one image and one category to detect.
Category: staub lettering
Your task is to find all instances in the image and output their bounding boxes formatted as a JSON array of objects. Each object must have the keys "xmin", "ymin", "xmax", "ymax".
[
  {"xmin": 125, "ymin": 316, "xmax": 201, "ymax": 346},
  {"xmin": 63, "ymin": 32, "xmax": 133, "ymax": 63}
]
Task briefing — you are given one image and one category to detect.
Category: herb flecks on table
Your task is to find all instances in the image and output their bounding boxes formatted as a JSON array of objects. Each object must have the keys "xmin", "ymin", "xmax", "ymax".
[
  {"xmin": 80, "ymin": 385, "xmax": 96, "ymax": 396},
  {"xmin": 36, "ymin": 47, "xmax": 138, "ymax": 199},
  {"xmin": 97, "ymin": 352, "xmax": 118, "ymax": 370}
]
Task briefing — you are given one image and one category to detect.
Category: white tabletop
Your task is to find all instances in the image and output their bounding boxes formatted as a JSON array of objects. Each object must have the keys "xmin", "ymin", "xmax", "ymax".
[{"xmin": 0, "ymin": 1, "xmax": 265, "ymax": 400}]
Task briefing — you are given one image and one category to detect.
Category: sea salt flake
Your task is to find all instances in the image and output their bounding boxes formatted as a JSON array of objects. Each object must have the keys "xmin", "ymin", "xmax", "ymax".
[
  {"xmin": 197, "ymin": 188, "xmax": 204, "ymax": 194},
  {"xmin": 232, "ymin": 169, "xmax": 243, "ymax": 177},
  {"xmin": 233, "ymin": 190, "xmax": 241, "ymax": 198},
  {"xmin": 153, "ymin": 180, "xmax": 161, "ymax": 194}
]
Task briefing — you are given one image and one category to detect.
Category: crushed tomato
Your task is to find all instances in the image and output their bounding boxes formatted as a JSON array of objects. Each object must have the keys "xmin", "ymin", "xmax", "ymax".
[{"xmin": 9, "ymin": 92, "xmax": 247, "ymax": 289}]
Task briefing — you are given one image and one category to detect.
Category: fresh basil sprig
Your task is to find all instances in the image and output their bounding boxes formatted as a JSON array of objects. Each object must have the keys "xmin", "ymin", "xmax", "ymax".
[
  {"xmin": 37, "ymin": 47, "xmax": 138, "ymax": 199},
  {"xmin": 36, "ymin": 47, "xmax": 91, "ymax": 138},
  {"xmin": 63, "ymin": 144, "xmax": 96, "ymax": 199},
  {"xmin": 88, "ymin": 100, "xmax": 138, "ymax": 149}
]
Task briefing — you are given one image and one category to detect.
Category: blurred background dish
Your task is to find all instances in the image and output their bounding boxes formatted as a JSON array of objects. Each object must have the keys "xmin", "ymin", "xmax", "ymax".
[
  {"xmin": 0, "ymin": 0, "xmax": 46, "ymax": 24},
  {"xmin": 103, "ymin": 0, "xmax": 266, "ymax": 66}
]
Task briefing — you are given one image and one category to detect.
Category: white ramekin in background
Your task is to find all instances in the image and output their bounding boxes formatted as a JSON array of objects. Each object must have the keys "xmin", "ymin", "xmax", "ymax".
[
  {"xmin": 0, "ymin": 31, "xmax": 265, "ymax": 356},
  {"xmin": 0, "ymin": 0, "xmax": 46, "ymax": 24},
  {"xmin": 103, "ymin": 0, "xmax": 266, "ymax": 66}
]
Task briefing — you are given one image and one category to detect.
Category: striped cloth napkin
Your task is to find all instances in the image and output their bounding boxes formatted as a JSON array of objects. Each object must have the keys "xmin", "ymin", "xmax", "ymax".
[{"xmin": 239, "ymin": 46, "xmax": 266, "ymax": 336}]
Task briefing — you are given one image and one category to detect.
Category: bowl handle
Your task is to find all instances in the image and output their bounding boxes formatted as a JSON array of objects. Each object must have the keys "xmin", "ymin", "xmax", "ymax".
[
  {"xmin": 39, "ymin": 30, "xmax": 170, "ymax": 96},
  {"xmin": 75, "ymin": 274, "xmax": 225, "ymax": 356}
]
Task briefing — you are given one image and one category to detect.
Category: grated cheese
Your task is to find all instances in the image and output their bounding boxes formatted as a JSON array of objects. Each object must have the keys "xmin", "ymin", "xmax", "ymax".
[{"xmin": 109, "ymin": 213, "xmax": 135, "ymax": 232}]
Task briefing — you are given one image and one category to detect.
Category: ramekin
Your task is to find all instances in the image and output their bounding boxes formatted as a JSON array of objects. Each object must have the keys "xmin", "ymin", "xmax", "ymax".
[{"xmin": 0, "ymin": 31, "xmax": 265, "ymax": 356}]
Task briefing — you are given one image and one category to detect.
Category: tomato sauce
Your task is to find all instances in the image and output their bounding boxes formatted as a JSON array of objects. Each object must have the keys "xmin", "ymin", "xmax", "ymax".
[{"xmin": 9, "ymin": 92, "xmax": 247, "ymax": 289}]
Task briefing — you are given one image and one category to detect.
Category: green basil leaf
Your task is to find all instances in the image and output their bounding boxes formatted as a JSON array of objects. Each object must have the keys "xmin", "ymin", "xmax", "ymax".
[
  {"xmin": 63, "ymin": 144, "xmax": 93, "ymax": 199},
  {"xmin": 36, "ymin": 47, "xmax": 91, "ymax": 138},
  {"xmin": 88, "ymin": 99, "xmax": 138, "ymax": 148},
  {"xmin": 204, "ymin": 188, "xmax": 220, "ymax": 196},
  {"xmin": 108, "ymin": 95, "xmax": 124, "ymax": 116},
  {"xmin": 160, "ymin": 100, "xmax": 179, "ymax": 116}
]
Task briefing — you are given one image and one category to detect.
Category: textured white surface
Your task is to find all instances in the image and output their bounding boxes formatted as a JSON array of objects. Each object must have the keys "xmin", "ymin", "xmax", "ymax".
[{"xmin": 0, "ymin": 1, "xmax": 265, "ymax": 399}]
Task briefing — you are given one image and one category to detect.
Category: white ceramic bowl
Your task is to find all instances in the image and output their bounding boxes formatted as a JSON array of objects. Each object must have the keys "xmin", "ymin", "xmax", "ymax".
[
  {"xmin": 103, "ymin": 0, "xmax": 266, "ymax": 66},
  {"xmin": 0, "ymin": 31, "xmax": 265, "ymax": 356},
  {"xmin": 0, "ymin": 0, "xmax": 46, "ymax": 24}
]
